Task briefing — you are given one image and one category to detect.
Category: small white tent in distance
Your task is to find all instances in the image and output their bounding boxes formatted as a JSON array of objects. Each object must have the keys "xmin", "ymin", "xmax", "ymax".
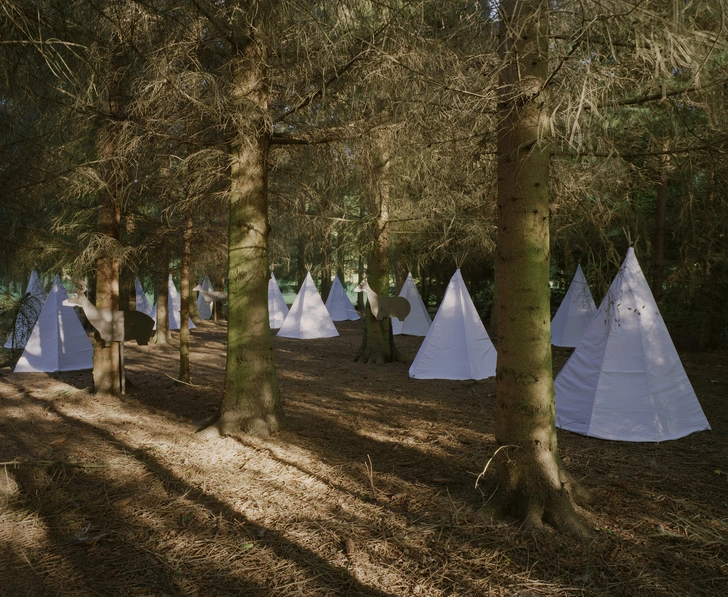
[
  {"xmin": 554, "ymin": 248, "xmax": 711, "ymax": 442},
  {"xmin": 14, "ymin": 275, "xmax": 93, "ymax": 373},
  {"xmin": 392, "ymin": 273, "xmax": 431, "ymax": 336},
  {"xmin": 278, "ymin": 272, "xmax": 338, "ymax": 339},
  {"xmin": 197, "ymin": 276, "xmax": 214, "ymax": 320},
  {"xmin": 409, "ymin": 269, "xmax": 496, "ymax": 380},
  {"xmin": 135, "ymin": 277, "xmax": 153, "ymax": 316},
  {"xmin": 551, "ymin": 264, "xmax": 597, "ymax": 347},
  {"xmin": 151, "ymin": 275, "xmax": 195, "ymax": 330},
  {"xmin": 325, "ymin": 275, "xmax": 360, "ymax": 321},
  {"xmin": 268, "ymin": 273, "xmax": 289, "ymax": 329},
  {"xmin": 4, "ymin": 269, "xmax": 47, "ymax": 349}
]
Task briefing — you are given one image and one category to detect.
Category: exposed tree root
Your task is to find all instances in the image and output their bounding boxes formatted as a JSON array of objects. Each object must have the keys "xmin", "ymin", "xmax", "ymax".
[
  {"xmin": 198, "ymin": 409, "xmax": 284, "ymax": 439},
  {"xmin": 490, "ymin": 475, "xmax": 594, "ymax": 539}
]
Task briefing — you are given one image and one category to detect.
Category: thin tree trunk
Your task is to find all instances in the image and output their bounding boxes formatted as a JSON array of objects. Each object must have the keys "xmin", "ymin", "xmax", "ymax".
[
  {"xmin": 651, "ymin": 142, "xmax": 670, "ymax": 305},
  {"xmin": 356, "ymin": 128, "xmax": 402, "ymax": 364},
  {"xmin": 154, "ymin": 264, "xmax": 170, "ymax": 344},
  {"xmin": 492, "ymin": 0, "xmax": 590, "ymax": 536},
  {"xmin": 93, "ymin": 187, "xmax": 121, "ymax": 394},
  {"xmin": 93, "ymin": 40, "xmax": 124, "ymax": 395},
  {"xmin": 207, "ymin": 27, "xmax": 285, "ymax": 438},
  {"xmin": 179, "ymin": 205, "xmax": 193, "ymax": 383}
]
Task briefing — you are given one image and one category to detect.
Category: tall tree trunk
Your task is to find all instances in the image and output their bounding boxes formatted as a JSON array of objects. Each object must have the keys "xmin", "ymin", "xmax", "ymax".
[
  {"xmin": 207, "ymin": 29, "xmax": 285, "ymax": 438},
  {"xmin": 356, "ymin": 128, "xmax": 401, "ymax": 364},
  {"xmin": 93, "ymin": 37, "xmax": 124, "ymax": 395},
  {"xmin": 651, "ymin": 142, "xmax": 670, "ymax": 305},
  {"xmin": 492, "ymin": 0, "xmax": 590, "ymax": 536},
  {"xmin": 93, "ymin": 185, "xmax": 121, "ymax": 394},
  {"xmin": 179, "ymin": 205, "xmax": 193, "ymax": 383}
]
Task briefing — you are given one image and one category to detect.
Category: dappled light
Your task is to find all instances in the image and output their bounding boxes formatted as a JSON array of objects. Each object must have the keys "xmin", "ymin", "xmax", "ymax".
[{"xmin": 1, "ymin": 321, "xmax": 726, "ymax": 595}]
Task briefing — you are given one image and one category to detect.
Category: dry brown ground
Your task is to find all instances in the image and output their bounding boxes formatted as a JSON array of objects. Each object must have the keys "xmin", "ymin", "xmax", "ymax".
[{"xmin": 0, "ymin": 319, "xmax": 726, "ymax": 597}]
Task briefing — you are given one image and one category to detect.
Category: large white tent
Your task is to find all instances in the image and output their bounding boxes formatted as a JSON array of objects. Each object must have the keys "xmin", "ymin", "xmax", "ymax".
[
  {"xmin": 278, "ymin": 272, "xmax": 338, "ymax": 339},
  {"xmin": 554, "ymin": 248, "xmax": 711, "ymax": 442},
  {"xmin": 409, "ymin": 269, "xmax": 496, "ymax": 380},
  {"xmin": 197, "ymin": 276, "xmax": 213, "ymax": 320},
  {"xmin": 151, "ymin": 275, "xmax": 195, "ymax": 331},
  {"xmin": 268, "ymin": 273, "xmax": 289, "ymax": 329},
  {"xmin": 325, "ymin": 275, "xmax": 360, "ymax": 321},
  {"xmin": 392, "ymin": 273, "xmax": 431, "ymax": 336},
  {"xmin": 135, "ymin": 277, "xmax": 153, "ymax": 316},
  {"xmin": 14, "ymin": 275, "xmax": 93, "ymax": 373},
  {"xmin": 4, "ymin": 270, "xmax": 47, "ymax": 350},
  {"xmin": 551, "ymin": 264, "xmax": 597, "ymax": 347}
]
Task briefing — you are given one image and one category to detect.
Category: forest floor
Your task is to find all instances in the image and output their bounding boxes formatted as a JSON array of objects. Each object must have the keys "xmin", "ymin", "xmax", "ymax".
[{"xmin": 0, "ymin": 319, "xmax": 727, "ymax": 597}]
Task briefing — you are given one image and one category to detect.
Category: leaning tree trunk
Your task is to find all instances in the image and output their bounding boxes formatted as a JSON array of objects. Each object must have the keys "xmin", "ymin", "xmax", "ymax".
[
  {"xmin": 179, "ymin": 204, "xmax": 193, "ymax": 383},
  {"xmin": 356, "ymin": 128, "xmax": 402, "ymax": 364},
  {"xmin": 206, "ymin": 31, "xmax": 285, "ymax": 438},
  {"xmin": 492, "ymin": 0, "xmax": 591, "ymax": 536}
]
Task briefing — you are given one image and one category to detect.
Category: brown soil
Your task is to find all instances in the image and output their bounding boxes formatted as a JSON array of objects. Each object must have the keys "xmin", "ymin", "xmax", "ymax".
[{"xmin": 1, "ymin": 320, "xmax": 726, "ymax": 596}]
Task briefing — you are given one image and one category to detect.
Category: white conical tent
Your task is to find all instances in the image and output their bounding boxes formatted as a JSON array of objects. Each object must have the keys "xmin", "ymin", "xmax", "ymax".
[
  {"xmin": 277, "ymin": 272, "xmax": 338, "ymax": 339},
  {"xmin": 409, "ymin": 269, "xmax": 496, "ymax": 380},
  {"xmin": 268, "ymin": 273, "xmax": 289, "ymax": 329},
  {"xmin": 197, "ymin": 276, "xmax": 213, "ymax": 320},
  {"xmin": 554, "ymin": 248, "xmax": 710, "ymax": 442},
  {"xmin": 551, "ymin": 264, "xmax": 597, "ymax": 347},
  {"xmin": 151, "ymin": 275, "xmax": 195, "ymax": 330},
  {"xmin": 4, "ymin": 270, "xmax": 47, "ymax": 349},
  {"xmin": 135, "ymin": 277, "xmax": 153, "ymax": 316},
  {"xmin": 325, "ymin": 275, "xmax": 360, "ymax": 321},
  {"xmin": 14, "ymin": 276, "xmax": 93, "ymax": 373},
  {"xmin": 392, "ymin": 273, "xmax": 431, "ymax": 336}
]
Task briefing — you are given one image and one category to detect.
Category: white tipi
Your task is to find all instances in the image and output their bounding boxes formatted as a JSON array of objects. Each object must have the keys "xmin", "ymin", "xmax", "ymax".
[
  {"xmin": 151, "ymin": 275, "xmax": 195, "ymax": 330},
  {"xmin": 325, "ymin": 275, "xmax": 360, "ymax": 321},
  {"xmin": 554, "ymin": 248, "xmax": 711, "ymax": 442},
  {"xmin": 551, "ymin": 264, "xmax": 597, "ymax": 347},
  {"xmin": 392, "ymin": 273, "xmax": 431, "ymax": 336},
  {"xmin": 135, "ymin": 277, "xmax": 153, "ymax": 316},
  {"xmin": 409, "ymin": 269, "xmax": 496, "ymax": 380},
  {"xmin": 278, "ymin": 272, "xmax": 339, "ymax": 339},
  {"xmin": 14, "ymin": 276, "xmax": 93, "ymax": 373},
  {"xmin": 4, "ymin": 270, "xmax": 47, "ymax": 349},
  {"xmin": 268, "ymin": 273, "xmax": 289, "ymax": 329},
  {"xmin": 197, "ymin": 276, "xmax": 213, "ymax": 320}
]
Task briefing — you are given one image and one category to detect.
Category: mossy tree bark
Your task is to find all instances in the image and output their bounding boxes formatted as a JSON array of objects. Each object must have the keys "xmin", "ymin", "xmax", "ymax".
[
  {"xmin": 493, "ymin": 0, "xmax": 591, "ymax": 536},
  {"xmin": 208, "ymin": 27, "xmax": 285, "ymax": 438}
]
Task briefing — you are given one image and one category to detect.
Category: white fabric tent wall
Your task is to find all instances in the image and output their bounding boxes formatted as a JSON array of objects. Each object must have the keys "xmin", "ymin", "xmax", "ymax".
[
  {"xmin": 268, "ymin": 273, "xmax": 289, "ymax": 329},
  {"xmin": 197, "ymin": 276, "xmax": 213, "ymax": 320},
  {"xmin": 325, "ymin": 275, "xmax": 360, "ymax": 321},
  {"xmin": 392, "ymin": 273, "xmax": 431, "ymax": 336},
  {"xmin": 4, "ymin": 269, "xmax": 47, "ymax": 349},
  {"xmin": 151, "ymin": 275, "xmax": 195, "ymax": 330},
  {"xmin": 409, "ymin": 269, "xmax": 496, "ymax": 380},
  {"xmin": 277, "ymin": 272, "xmax": 338, "ymax": 339},
  {"xmin": 135, "ymin": 277, "xmax": 153, "ymax": 316},
  {"xmin": 551, "ymin": 264, "xmax": 597, "ymax": 347},
  {"xmin": 14, "ymin": 275, "xmax": 93, "ymax": 373},
  {"xmin": 554, "ymin": 248, "xmax": 711, "ymax": 442}
]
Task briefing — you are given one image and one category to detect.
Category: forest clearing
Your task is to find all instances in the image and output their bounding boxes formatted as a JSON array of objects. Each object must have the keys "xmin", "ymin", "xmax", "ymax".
[{"xmin": 1, "ymin": 320, "xmax": 726, "ymax": 597}]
